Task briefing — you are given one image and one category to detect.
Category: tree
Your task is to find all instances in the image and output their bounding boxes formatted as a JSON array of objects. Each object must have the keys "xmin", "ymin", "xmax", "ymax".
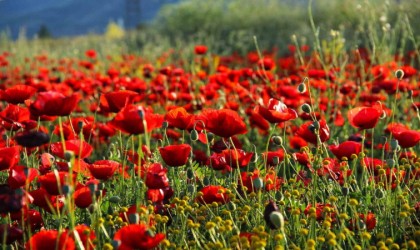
[{"xmin": 37, "ymin": 24, "xmax": 52, "ymax": 39}]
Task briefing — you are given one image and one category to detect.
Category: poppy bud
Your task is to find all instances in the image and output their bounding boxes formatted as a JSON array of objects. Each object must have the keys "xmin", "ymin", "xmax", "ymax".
[
  {"xmin": 264, "ymin": 200, "xmax": 280, "ymax": 229},
  {"xmin": 190, "ymin": 129, "xmax": 199, "ymax": 141},
  {"xmin": 187, "ymin": 184, "xmax": 195, "ymax": 193},
  {"xmin": 112, "ymin": 240, "xmax": 121, "ymax": 249},
  {"xmin": 203, "ymin": 177, "xmax": 210, "ymax": 186},
  {"xmin": 207, "ymin": 132, "xmax": 214, "ymax": 143},
  {"xmin": 301, "ymin": 103, "xmax": 312, "ymax": 114},
  {"xmin": 187, "ymin": 168, "xmax": 195, "ymax": 179},
  {"xmin": 395, "ymin": 69, "xmax": 404, "ymax": 80},
  {"xmin": 77, "ymin": 121, "xmax": 84, "ymax": 130},
  {"xmin": 272, "ymin": 136, "xmax": 283, "ymax": 146},
  {"xmin": 64, "ymin": 151, "xmax": 75, "ymax": 161},
  {"xmin": 374, "ymin": 188, "xmax": 385, "ymax": 199},
  {"xmin": 128, "ymin": 213, "xmax": 139, "ymax": 224},
  {"xmin": 390, "ymin": 139, "xmax": 399, "ymax": 151},
  {"xmin": 88, "ymin": 183, "xmax": 98, "ymax": 194},
  {"xmin": 272, "ymin": 156, "xmax": 280, "ymax": 165},
  {"xmin": 62, "ymin": 185, "xmax": 71, "ymax": 195},
  {"xmin": 269, "ymin": 211, "xmax": 285, "ymax": 230},
  {"xmin": 161, "ymin": 121, "xmax": 168, "ymax": 129},
  {"xmin": 408, "ymin": 90, "xmax": 413, "ymax": 98},
  {"xmin": 312, "ymin": 121, "xmax": 320, "ymax": 130},
  {"xmin": 341, "ymin": 187, "xmax": 349, "ymax": 196},
  {"xmin": 387, "ymin": 159, "xmax": 396, "ymax": 167},
  {"xmin": 253, "ymin": 177, "xmax": 264, "ymax": 190},
  {"xmin": 297, "ymin": 82, "xmax": 307, "ymax": 93}
]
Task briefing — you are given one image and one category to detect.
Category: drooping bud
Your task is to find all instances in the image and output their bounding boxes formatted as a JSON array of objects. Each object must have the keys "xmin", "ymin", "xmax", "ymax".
[
  {"xmin": 298, "ymin": 82, "xmax": 307, "ymax": 93},
  {"xmin": 190, "ymin": 129, "xmax": 199, "ymax": 141},
  {"xmin": 395, "ymin": 69, "xmax": 404, "ymax": 80},
  {"xmin": 301, "ymin": 103, "xmax": 312, "ymax": 114},
  {"xmin": 272, "ymin": 136, "xmax": 283, "ymax": 146}
]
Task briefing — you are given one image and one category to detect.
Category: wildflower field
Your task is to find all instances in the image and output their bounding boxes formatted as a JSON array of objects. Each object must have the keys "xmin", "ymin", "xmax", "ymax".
[{"xmin": 0, "ymin": 0, "xmax": 420, "ymax": 249}]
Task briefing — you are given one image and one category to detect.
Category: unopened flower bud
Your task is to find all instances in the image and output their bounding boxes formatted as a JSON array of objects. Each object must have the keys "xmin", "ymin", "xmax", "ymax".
[
  {"xmin": 298, "ymin": 82, "xmax": 307, "ymax": 93},
  {"xmin": 109, "ymin": 196, "xmax": 121, "ymax": 203},
  {"xmin": 64, "ymin": 150, "xmax": 75, "ymax": 161},
  {"xmin": 272, "ymin": 136, "xmax": 283, "ymax": 146},
  {"xmin": 253, "ymin": 178, "xmax": 264, "ymax": 190},
  {"xmin": 128, "ymin": 213, "xmax": 139, "ymax": 224},
  {"xmin": 190, "ymin": 129, "xmax": 199, "ymax": 141},
  {"xmin": 390, "ymin": 139, "xmax": 399, "ymax": 150},
  {"xmin": 161, "ymin": 121, "xmax": 168, "ymax": 129},
  {"xmin": 269, "ymin": 211, "xmax": 285, "ymax": 230},
  {"xmin": 301, "ymin": 103, "xmax": 312, "ymax": 113},
  {"xmin": 395, "ymin": 69, "xmax": 404, "ymax": 80}
]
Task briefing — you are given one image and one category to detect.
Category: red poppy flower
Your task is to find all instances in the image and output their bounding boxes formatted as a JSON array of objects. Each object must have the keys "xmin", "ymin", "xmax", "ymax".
[
  {"xmin": 0, "ymin": 104, "xmax": 31, "ymax": 131},
  {"xmin": 27, "ymin": 91, "xmax": 80, "ymax": 117},
  {"xmin": 238, "ymin": 170, "xmax": 260, "ymax": 193},
  {"xmin": 50, "ymin": 139, "xmax": 93, "ymax": 159},
  {"xmin": 256, "ymin": 98, "xmax": 298, "ymax": 124},
  {"xmin": 222, "ymin": 149, "xmax": 253, "ymax": 168},
  {"xmin": 199, "ymin": 109, "xmax": 247, "ymax": 138},
  {"xmin": 25, "ymin": 230, "xmax": 75, "ymax": 250},
  {"xmin": 265, "ymin": 172, "xmax": 283, "ymax": 191},
  {"xmin": 99, "ymin": 90, "xmax": 138, "ymax": 113},
  {"xmin": 391, "ymin": 128, "xmax": 420, "ymax": 148},
  {"xmin": 197, "ymin": 185, "xmax": 230, "ymax": 205},
  {"xmin": 347, "ymin": 106, "xmax": 381, "ymax": 130},
  {"xmin": 72, "ymin": 225, "xmax": 96, "ymax": 250},
  {"xmin": 38, "ymin": 171, "xmax": 76, "ymax": 196},
  {"xmin": 164, "ymin": 107, "xmax": 194, "ymax": 130},
  {"xmin": 0, "ymin": 146, "xmax": 20, "ymax": 171},
  {"xmin": 110, "ymin": 105, "xmax": 163, "ymax": 135},
  {"xmin": 113, "ymin": 224, "xmax": 165, "ymax": 250},
  {"xmin": 207, "ymin": 152, "xmax": 229, "ymax": 171},
  {"xmin": 296, "ymin": 119, "xmax": 330, "ymax": 144},
  {"xmin": 8, "ymin": 165, "xmax": 39, "ymax": 189},
  {"xmin": 304, "ymin": 203, "xmax": 335, "ymax": 221},
  {"xmin": 88, "ymin": 160, "xmax": 119, "ymax": 180},
  {"xmin": 159, "ymin": 144, "xmax": 191, "ymax": 167},
  {"xmin": 74, "ymin": 186, "xmax": 94, "ymax": 209},
  {"xmin": 262, "ymin": 149, "xmax": 285, "ymax": 167},
  {"xmin": 194, "ymin": 45, "xmax": 208, "ymax": 55},
  {"xmin": 329, "ymin": 141, "xmax": 362, "ymax": 160},
  {"xmin": 248, "ymin": 110, "xmax": 270, "ymax": 132},
  {"xmin": 349, "ymin": 212, "xmax": 376, "ymax": 231},
  {"xmin": 85, "ymin": 49, "xmax": 97, "ymax": 59},
  {"xmin": 145, "ymin": 163, "xmax": 169, "ymax": 189},
  {"xmin": 0, "ymin": 84, "xmax": 37, "ymax": 104}
]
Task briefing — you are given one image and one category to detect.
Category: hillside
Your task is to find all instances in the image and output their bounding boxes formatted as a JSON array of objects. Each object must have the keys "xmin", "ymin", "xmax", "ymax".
[{"xmin": 0, "ymin": 0, "xmax": 179, "ymax": 39}]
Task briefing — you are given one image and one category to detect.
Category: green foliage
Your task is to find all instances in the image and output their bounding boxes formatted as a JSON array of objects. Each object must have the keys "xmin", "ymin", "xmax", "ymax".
[
  {"xmin": 154, "ymin": 0, "xmax": 420, "ymax": 53},
  {"xmin": 37, "ymin": 24, "xmax": 52, "ymax": 39}
]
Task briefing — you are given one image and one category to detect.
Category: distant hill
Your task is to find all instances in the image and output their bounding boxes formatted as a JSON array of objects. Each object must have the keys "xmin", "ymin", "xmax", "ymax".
[{"xmin": 0, "ymin": 0, "xmax": 179, "ymax": 39}]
